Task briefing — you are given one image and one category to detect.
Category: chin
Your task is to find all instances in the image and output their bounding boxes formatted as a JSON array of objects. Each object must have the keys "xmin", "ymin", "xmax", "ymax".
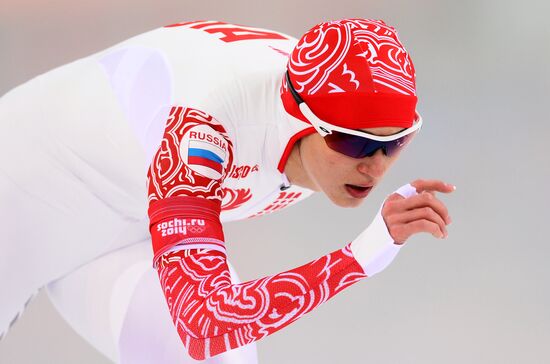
[{"xmin": 328, "ymin": 193, "xmax": 366, "ymax": 208}]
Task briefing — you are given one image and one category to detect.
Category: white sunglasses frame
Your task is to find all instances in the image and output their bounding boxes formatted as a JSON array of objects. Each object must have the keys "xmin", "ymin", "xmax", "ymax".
[{"xmin": 299, "ymin": 101, "xmax": 423, "ymax": 141}]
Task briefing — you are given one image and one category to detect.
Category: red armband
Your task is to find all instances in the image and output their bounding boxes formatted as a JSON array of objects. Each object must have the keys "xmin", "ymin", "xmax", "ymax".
[{"xmin": 148, "ymin": 196, "xmax": 225, "ymax": 268}]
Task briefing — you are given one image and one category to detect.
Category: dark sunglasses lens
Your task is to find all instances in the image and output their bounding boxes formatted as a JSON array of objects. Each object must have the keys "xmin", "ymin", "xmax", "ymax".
[
  {"xmin": 384, "ymin": 133, "xmax": 415, "ymax": 157},
  {"xmin": 324, "ymin": 130, "xmax": 416, "ymax": 158},
  {"xmin": 324, "ymin": 131, "xmax": 379, "ymax": 158}
]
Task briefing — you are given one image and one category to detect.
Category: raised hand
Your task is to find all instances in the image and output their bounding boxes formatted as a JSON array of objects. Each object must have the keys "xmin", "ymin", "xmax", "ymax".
[{"xmin": 382, "ymin": 179, "xmax": 455, "ymax": 244}]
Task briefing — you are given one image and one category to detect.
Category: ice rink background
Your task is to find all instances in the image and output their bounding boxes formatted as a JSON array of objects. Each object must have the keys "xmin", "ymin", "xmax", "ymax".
[{"xmin": 1, "ymin": 0, "xmax": 549, "ymax": 363}]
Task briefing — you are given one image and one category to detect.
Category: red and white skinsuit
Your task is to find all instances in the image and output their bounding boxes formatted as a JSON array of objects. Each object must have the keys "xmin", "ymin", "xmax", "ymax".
[
  {"xmin": 131, "ymin": 21, "xmax": 406, "ymax": 360},
  {"xmin": 0, "ymin": 20, "xmax": 412, "ymax": 362}
]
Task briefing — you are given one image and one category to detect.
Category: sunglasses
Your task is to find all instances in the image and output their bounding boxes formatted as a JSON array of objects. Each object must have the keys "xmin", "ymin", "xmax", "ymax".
[{"xmin": 285, "ymin": 71, "xmax": 423, "ymax": 159}]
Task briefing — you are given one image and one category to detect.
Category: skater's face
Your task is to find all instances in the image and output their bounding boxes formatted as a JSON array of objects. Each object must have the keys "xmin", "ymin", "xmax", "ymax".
[{"xmin": 298, "ymin": 126, "xmax": 409, "ymax": 207}]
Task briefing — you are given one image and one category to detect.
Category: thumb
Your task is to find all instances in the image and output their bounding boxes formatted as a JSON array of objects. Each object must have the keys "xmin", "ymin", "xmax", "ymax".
[
  {"xmin": 385, "ymin": 193, "xmax": 405, "ymax": 202},
  {"xmin": 393, "ymin": 183, "xmax": 419, "ymax": 199},
  {"xmin": 385, "ymin": 183, "xmax": 419, "ymax": 203}
]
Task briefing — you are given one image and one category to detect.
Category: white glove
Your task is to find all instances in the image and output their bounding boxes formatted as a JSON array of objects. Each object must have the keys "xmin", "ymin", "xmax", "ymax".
[{"xmin": 350, "ymin": 183, "xmax": 418, "ymax": 277}]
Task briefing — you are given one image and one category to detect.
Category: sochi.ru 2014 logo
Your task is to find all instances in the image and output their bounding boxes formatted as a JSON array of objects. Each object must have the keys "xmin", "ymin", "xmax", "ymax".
[{"xmin": 157, "ymin": 218, "xmax": 206, "ymax": 237}]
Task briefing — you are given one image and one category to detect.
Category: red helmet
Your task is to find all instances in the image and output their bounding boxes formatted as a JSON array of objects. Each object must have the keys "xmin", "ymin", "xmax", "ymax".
[{"xmin": 281, "ymin": 18, "xmax": 417, "ymax": 129}]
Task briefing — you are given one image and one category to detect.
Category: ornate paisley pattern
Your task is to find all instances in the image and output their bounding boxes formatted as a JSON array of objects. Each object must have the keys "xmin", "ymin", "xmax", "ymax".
[
  {"xmin": 147, "ymin": 106, "xmax": 234, "ymax": 203},
  {"xmin": 288, "ymin": 19, "xmax": 416, "ymax": 96},
  {"xmin": 157, "ymin": 244, "xmax": 367, "ymax": 360}
]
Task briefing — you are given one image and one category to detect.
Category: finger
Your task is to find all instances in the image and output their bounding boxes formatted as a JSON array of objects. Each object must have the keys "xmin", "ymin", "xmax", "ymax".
[
  {"xmin": 387, "ymin": 207, "xmax": 447, "ymax": 237},
  {"xmin": 398, "ymin": 192, "xmax": 451, "ymax": 224},
  {"xmin": 401, "ymin": 219, "xmax": 445, "ymax": 240},
  {"xmin": 386, "ymin": 193, "xmax": 406, "ymax": 202},
  {"xmin": 411, "ymin": 179, "xmax": 456, "ymax": 194}
]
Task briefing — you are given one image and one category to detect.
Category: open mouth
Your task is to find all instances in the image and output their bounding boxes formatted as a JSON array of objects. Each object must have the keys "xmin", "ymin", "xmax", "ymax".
[{"xmin": 345, "ymin": 184, "xmax": 372, "ymax": 199}]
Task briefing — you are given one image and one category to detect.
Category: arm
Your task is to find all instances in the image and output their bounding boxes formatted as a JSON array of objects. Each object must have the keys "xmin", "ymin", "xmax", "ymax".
[
  {"xmin": 155, "ymin": 237, "xmax": 366, "ymax": 360},
  {"xmin": 147, "ymin": 106, "xmax": 408, "ymax": 360}
]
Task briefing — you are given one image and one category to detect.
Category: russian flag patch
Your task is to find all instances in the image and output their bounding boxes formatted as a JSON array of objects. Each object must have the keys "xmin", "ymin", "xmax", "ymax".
[{"xmin": 180, "ymin": 124, "xmax": 228, "ymax": 180}]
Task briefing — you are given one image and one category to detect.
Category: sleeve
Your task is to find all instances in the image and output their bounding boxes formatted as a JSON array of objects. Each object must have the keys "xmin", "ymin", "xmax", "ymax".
[
  {"xmin": 147, "ymin": 106, "xmax": 369, "ymax": 360},
  {"xmin": 147, "ymin": 106, "xmax": 233, "ymax": 263}
]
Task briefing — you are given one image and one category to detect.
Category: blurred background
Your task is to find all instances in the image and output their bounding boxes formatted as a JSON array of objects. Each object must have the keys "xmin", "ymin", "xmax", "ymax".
[{"xmin": 1, "ymin": 0, "xmax": 549, "ymax": 363}]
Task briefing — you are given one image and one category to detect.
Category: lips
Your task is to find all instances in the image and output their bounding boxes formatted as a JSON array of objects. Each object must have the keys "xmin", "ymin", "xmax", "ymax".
[{"xmin": 345, "ymin": 184, "xmax": 373, "ymax": 199}]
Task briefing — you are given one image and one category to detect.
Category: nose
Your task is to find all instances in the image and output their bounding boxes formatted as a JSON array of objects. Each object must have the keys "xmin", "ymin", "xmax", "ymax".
[{"xmin": 356, "ymin": 148, "xmax": 388, "ymax": 179}]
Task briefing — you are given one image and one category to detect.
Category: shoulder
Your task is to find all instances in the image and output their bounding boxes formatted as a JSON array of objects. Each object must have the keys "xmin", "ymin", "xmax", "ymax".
[{"xmin": 147, "ymin": 107, "xmax": 235, "ymax": 204}]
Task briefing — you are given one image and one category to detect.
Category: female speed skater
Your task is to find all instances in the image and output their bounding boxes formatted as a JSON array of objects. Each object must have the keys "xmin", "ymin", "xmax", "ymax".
[{"xmin": 0, "ymin": 18, "xmax": 454, "ymax": 362}]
